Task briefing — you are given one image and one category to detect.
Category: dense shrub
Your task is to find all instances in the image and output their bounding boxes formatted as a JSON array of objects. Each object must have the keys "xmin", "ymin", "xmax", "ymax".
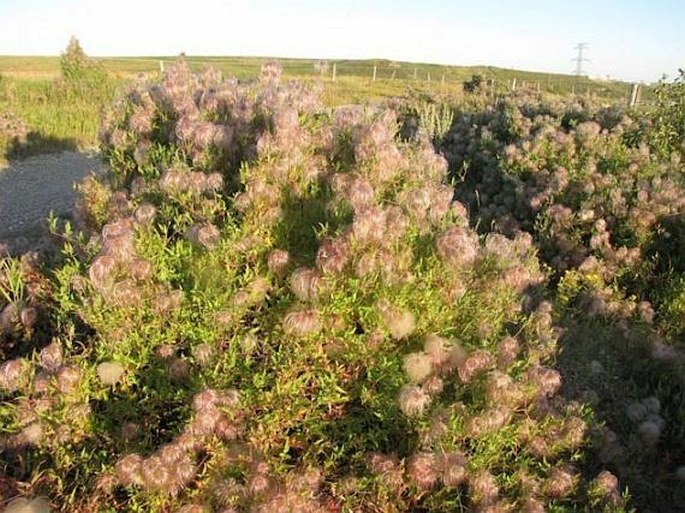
[
  {"xmin": 440, "ymin": 91, "xmax": 685, "ymax": 511},
  {"xmin": 0, "ymin": 61, "xmax": 632, "ymax": 512},
  {"xmin": 647, "ymin": 69, "xmax": 685, "ymax": 161},
  {"xmin": 463, "ymin": 74, "xmax": 484, "ymax": 94},
  {"xmin": 441, "ymin": 95, "xmax": 685, "ymax": 339}
]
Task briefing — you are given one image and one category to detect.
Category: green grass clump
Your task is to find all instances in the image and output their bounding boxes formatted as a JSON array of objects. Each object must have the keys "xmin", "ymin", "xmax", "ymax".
[{"xmin": 0, "ymin": 76, "xmax": 117, "ymax": 162}]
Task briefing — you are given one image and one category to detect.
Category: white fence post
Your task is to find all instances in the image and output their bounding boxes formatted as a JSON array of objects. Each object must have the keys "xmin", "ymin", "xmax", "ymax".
[{"xmin": 629, "ymin": 83, "xmax": 641, "ymax": 107}]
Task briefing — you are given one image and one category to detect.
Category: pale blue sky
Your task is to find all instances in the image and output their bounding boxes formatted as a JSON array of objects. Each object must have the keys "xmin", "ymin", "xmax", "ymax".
[{"xmin": 0, "ymin": 0, "xmax": 682, "ymax": 82}]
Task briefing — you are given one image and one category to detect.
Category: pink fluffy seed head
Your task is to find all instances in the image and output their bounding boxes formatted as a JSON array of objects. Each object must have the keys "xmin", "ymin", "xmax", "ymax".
[
  {"xmin": 406, "ymin": 452, "xmax": 439, "ymax": 490},
  {"xmin": 315, "ymin": 239, "xmax": 350, "ymax": 275},
  {"xmin": 282, "ymin": 309, "xmax": 322, "ymax": 336},
  {"xmin": 289, "ymin": 268, "xmax": 321, "ymax": 302},
  {"xmin": 403, "ymin": 352, "xmax": 433, "ymax": 383},
  {"xmin": 436, "ymin": 227, "xmax": 479, "ymax": 268},
  {"xmin": 436, "ymin": 452, "xmax": 468, "ymax": 487},
  {"xmin": 141, "ymin": 456, "xmax": 171, "ymax": 490},
  {"xmin": 399, "ymin": 385, "xmax": 431, "ymax": 417},
  {"xmin": 267, "ymin": 249, "xmax": 290, "ymax": 276},
  {"xmin": 469, "ymin": 470, "xmax": 499, "ymax": 506},
  {"xmin": 116, "ymin": 453, "xmax": 144, "ymax": 486},
  {"xmin": 376, "ymin": 299, "xmax": 415, "ymax": 340},
  {"xmin": 457, "ymin": 350, "xmax": 494, "ymax": 383},
  {"xmin": 347, "ymin": 176, "xmax": 375, "ymax": 211},
  {"xmin": 39, "ymin": 341, "xmax": 63, "ymax": 373},
  {"xmin": 496, "ymin": 336, "xmax": 520, "ymax": 367}
]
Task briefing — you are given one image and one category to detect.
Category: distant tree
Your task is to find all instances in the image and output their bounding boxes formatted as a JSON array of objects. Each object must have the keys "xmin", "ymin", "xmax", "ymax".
[{"xmin": 60, "ymin": 36, "xmax": 104, "ymax": 84}]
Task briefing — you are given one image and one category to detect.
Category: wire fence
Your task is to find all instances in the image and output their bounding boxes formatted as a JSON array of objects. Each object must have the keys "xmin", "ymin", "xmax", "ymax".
[{"xmin": 97, "ymin": 57, "xmax": 642, "ymax": 103}]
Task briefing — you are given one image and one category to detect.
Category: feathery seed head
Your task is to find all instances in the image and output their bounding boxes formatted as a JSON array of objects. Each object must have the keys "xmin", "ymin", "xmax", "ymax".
[
  {"xmin": 562, "ymin": 416, "xmax": 587, "ymax": 449},
  {"xmin": 643, "ymin": 396, "xmax": 661, "ymax": 414},
  {"xmin": 384, "ymin": 205, "xmax": 409, "ymax": 240},
  {"xmin": 485, "ymin": 371, "xmax": 521, "ymax": 406},
  {"xmin": 116, "ymin": 453, "xmax": 144, "ymax": 486},
  {"xmin": 56, "ymin": 365, "xmax": 81, "ymax": 393},
  {"xmin": 376, "ymin": 299, "xmax": 415, "ymax": 340},
  {"xmin": 590, "ymin": 470, "xmax": 621, "ymax": 505},
  {"xmin": 368, "ymin": 452, "xmax": 399, "ymax": 475},
  {"xmin": 406, "ymin": 452, "xmax": 439, "ymax": 490},
  {"xmin": 192, "ymin": 389, "xmax": 221, "ymax": 412},
  {"xmin": 282, "ymin": 309, "xmax": 322, "ymax": 336},
  {"xmin": 521, "ymin": 497, "xmax": 546, "ymax": 513},
  {"xmin": 399, "ymin": 385, "xmax": 431, "ymax": 417},
  {"xmin": 20, "ymin": 422, "xmax": 43, "ymax": 446},
  {"xmin": 458, "ymin": 350, "xmax": 494, "ymax": 383},
  {"xmin": 637, "ymin": 419, "xmax": 661, "ymax": 445},
  {"xmin": 88, "ymin": 255, "xmax": 118, "ymax": 291},
  {"xmin": 403, "ymin": 352, "xmax": 433, "ymax": 383},
  {"xmin": 186, "ymin": 224, "xmax": 220, "ymax": 250},
  {"xmin": 97, "ymin": 361, "xmax": 125, "ymax": 386},
  {"xmin": 347, "ymin": 176, "xmax": 375, "ymax": 211},
  {"xmin": 625, "ymin": 401, "xmax": 647, "ymax": 422},
  {"xmin": 171, "ymin": 453, "xmax": 197, "ymax": 489},
  {"xmin": 134, "ymin": 203, "xmax": 157, "ymax": 225},
  {"xmin": 290, "ymin": 268, "xmax": 322, "ymax": 302},
  {"xmin": 422, "ymin": 375, "xmax": 444, "ymax": 396},
  {"xmin": 129, "ymin": 258, "xmax": 152, "ymax": 282},
  {"xmin": 260, "ymin": 61, "xmax": 282, "ymax": 84},
  {"xmin": 544, "ymin": 466, "xmax": 577, "ymax": 498},
  {"xmin": 466, "ymin": 406, "xmax": 512, "ymax": 437},
  {"xmin": 2, "ymin": 497, "xmax": 51, "ymax": 513},
  {"xmin": 19, "ymin": 306, "xmax": 38, "ymax": 330},
  {"xmin": 267, "ymin": 249, "xmax": 290, "ymax": 277},
  {"xmin": 527, "ymin": 366, "xmax": 562, "ymax": 397},
  {"xmin": 39, "ymin": 341, "xmax": 63, "ymax": 373},
  {"xmin": 169, "ymin": 358, "xmax": 190, "ymax": 382},
  {"xmin": 315, "ymin": 239, "xmax": 350, "ymax": 274},
  {"xmin": 436, "ymin": 451, "xmax": 467, "ymax": 487},
  {"xmin": 496, "ymin": 336, "xmax": 520, "ymax": 367},
  {"xmin": 436, "ymin": 227, "xmax": 479, "ymax": 268},
  {"xmin": 192, "ymin": 343, "xmax": 215, "ymax": 367},
  {"xmin": 121, "ymin": 422, "xmax": 140, "ymax": 443},
  {"xmin": 353, "ymin": 206, "xmax": 386, "ymax": 246},
  {"xmin": 141, "ymin": 455, "xmax": 171, "ymax": 490},
  {"xmin": 469, "ymin": 470, "xmax": 499, "ymax": 507},
  {"xmin": 423, "ymin": 334, "xmax": 452, "ymax": 369}
]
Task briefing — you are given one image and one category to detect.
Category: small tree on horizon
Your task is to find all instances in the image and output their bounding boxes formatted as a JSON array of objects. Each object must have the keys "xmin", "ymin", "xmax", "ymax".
[{"xmin": 60, "ymin": 36, "xmax": 104, "ymax": 83}]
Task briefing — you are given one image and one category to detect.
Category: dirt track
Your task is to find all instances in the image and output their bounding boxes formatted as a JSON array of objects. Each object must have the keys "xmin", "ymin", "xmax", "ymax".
[{"xmin": 0, "ymin": 151, "xmax": 103, "ymax": 240}]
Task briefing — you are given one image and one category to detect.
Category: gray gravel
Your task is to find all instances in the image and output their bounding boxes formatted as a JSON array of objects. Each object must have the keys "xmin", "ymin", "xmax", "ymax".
[{"xmin": 0, "ymin": 151, "xmax": 104, "ymax": 239}]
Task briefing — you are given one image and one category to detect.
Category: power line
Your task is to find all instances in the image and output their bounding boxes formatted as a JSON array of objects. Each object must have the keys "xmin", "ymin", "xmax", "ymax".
[{"xmin": 573, "ymin": 43, "xmax": 589, "ymax": 76}]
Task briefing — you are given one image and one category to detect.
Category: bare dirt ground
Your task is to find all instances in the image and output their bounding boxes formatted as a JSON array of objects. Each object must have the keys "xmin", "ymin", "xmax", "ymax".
[{"xmin": 0, "ymin": 151, "xmax": 103, "ymax": 242}]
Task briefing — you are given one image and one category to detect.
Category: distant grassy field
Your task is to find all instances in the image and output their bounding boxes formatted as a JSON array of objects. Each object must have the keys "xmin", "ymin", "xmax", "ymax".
[
  {"xmin": 0, "ymin": 54, "xmax": 640, "ymax": 164},
  {"xmin": 0, "ymin": 54, "xmax": 636, "ymax": 97}
]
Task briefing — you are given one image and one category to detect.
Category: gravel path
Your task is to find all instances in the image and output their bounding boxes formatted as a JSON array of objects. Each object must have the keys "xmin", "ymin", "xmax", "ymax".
[{"xmin": 0, "ymin": 152, "xmax": 104, "ymax": 239}]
